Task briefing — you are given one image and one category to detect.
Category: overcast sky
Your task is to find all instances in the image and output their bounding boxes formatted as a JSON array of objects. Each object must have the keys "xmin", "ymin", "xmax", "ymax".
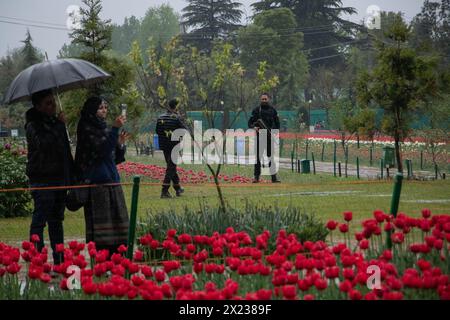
[{"xmin": 0, "ymin": 0, "xmax": 425, "ymax": 59}]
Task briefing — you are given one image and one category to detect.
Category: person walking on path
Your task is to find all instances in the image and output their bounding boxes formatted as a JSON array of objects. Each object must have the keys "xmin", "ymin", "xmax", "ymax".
[
  {"xmin": 25, "ymin": 89, "xmax": 74, "ymax": 265},
  {"xmin": 155, "ymin": 99, "xmax": 186, "ymax": 198}
]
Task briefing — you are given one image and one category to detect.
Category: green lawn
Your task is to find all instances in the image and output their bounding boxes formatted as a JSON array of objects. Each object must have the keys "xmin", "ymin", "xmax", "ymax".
[{"xmin": 0, "ymin": 154, "xmax": 449, "ymax": 244}]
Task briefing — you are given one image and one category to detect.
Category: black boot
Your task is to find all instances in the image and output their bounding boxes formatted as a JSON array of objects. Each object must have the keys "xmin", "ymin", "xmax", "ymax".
[
  {"xmin": 175, "ymin": 187, "xmax": 185, "ymax": 197},
  {"xmin": 252, "ymin": 177, "xmax": 260, "ymax": 183},
  {"xmin": 271, "ymin": 175, "xmax": 281, "ymax": 183},
  {"xmin": 161, "ymin": 189, "xmax": 172, "ymax": 199}
]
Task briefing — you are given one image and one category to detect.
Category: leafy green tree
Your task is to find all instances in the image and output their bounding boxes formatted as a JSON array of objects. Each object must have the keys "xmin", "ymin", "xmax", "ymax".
[
  {"xmin": 0, "ymin": 50, "xmax": 22, "ymax": 103},
  {"xmin": 0, "ymin": 39, "xmax": 41, "ymax": 134},
  {"xmin": 129, "ymin": 37, "xmax": 188, "ymax": 111},
  {"xmin": 182, "ymin": 0, "xmax": 243, "ymax": 52},
  {"xmin": 357, "ymin": 15, "xmax": 440, "ymax": 173},
  {"xmin": 237, "ymin": 8, "xmax": 308, "ymax": 108},
  {"xmin": 139, "ymin": 5, "xmax": 180, "ymax": 52},
  {"xmin": 111, "ymin": 5, "xmax": 180, "ymax": 56},
  {"xmin": 411, "ymin": 0, "xmax": 450, "ymax": 65},
  {"xmin": 58, "ymin": 42, "xmax": 87, "ymax": 59},
  {"xmin": 111, "ymin": 16, "xmax": 141, "ymax": 55}
]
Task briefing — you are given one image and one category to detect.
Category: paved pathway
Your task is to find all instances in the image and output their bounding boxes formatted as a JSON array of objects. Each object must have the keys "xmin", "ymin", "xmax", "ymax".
[{"xmin": 133, "ymin": 151, "xmax": 436, "ymax": 180}]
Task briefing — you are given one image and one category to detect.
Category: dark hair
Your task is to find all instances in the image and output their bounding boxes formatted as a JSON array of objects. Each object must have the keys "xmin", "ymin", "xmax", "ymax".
[
  {"xmin": 81, "ymin": 96, "xmax": 103, "ymax": 117},
  {"xmin": 261, "ymin": 93, "xmax": 271, "ymax": 99},
  {"xmin": 31, "ymin": 89, "xmax": 53, "ymax": 107},
  {"xmin": 169, "ymin": 99, "xmax": 179, "ymax": 109}
]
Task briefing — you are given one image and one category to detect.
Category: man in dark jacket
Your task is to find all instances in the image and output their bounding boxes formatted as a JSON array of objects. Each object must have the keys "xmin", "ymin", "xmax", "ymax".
[
  {"xmin": 25, "ymin": 89, "xmax": 74, "ymax": 265},
  {"xmin": 248, "ymin": 93, "xmax": 281, "ymax": 183},
  {"xmin": 155, "ymin": 99, "xmax": 186, "ymax": 198}
]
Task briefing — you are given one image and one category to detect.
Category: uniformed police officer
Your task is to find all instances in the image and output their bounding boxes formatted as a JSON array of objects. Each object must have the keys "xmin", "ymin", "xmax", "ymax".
[{"xmin": 248, "ymin": 93, "xmax": 281, "ymax": 183}]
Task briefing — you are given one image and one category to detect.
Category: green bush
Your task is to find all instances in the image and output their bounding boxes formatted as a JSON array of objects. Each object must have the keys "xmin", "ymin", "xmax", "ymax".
[
  {"xmin": 0, "ymin": 142, "xmax": 32, "ymax": 217},
  {"xmin": 137, "ymin": 201, "xmax": 328, "ymax": 250}
]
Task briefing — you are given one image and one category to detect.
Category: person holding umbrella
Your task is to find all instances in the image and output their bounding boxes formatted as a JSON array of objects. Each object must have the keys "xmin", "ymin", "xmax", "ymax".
[
  {"xmin": 25, "ymin": 89, "xmax": 74, "ymax": 265},
  {"xmin": 74, "ymin": 97, "xmax": 129, "ymax": 255},
  {"xmin": 3, "ymin": 58, "xmax": 113, "ymax": 261}
]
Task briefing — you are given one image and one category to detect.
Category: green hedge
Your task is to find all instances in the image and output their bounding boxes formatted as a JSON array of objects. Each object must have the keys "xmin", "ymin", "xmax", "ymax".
[{"xmin": 0, "ymin": 143, "xmax": 32, "ymax": 218}]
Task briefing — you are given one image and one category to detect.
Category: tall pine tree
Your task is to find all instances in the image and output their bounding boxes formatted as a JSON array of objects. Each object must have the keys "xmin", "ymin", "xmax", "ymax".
[
  {"xmin": 20, "ymin": 29, "xmax": 43, "ymax": 69},
  {"xmin": 63, "ymin": 0, "xmax": 141, "ymax": 135},
  {"xmin": 252, "ymin": 0, "xmax": 360, "ymax": 66},
  {"xmin": 181, "ymin": 0, "xmax": 244, "ymax": 52},
  {"xmin": 69, "ymin": 0, "xmax": 112, "ymax": 65}
]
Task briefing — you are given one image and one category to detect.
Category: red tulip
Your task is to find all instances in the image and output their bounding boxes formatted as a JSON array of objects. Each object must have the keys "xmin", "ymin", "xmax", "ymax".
[
  {"xmin": 140, "ymin": 265, "xmax": 153, "ymax": 278},
  {"xmin": 421, "ymin": 208, "xmax": 431, "ymax": 219},
  {"xmin": 349, "ymin": 289, "xmax": 362, "ymax": 300},
  {"xmin": 339, "ymin": 280, "xmax": 353, "ymax": 292},
  {"xmin": 282, "ymin": 285, "xmax": 297, "ymax": 300},
  {"xmin": 359, "ymin": 239, "xmax": 369, "ymax": 250},
  {"xmin": 256, "ymin": 289, "xmax": 272, "ymax": 300},
  {"xmin": 391, "ymin": 232, "xmax": 404, "ymax": 244},
  {"xmin": 155, "ymin": 270, "xmax": 166, "ymax": 282},
  {"xmin": 314, "ymin": 278, "xmax": 328, "ymax": 291},
  {"xmin": 373, "ymin": 210, "xmax": 386, "ymax": 223},
  {"xmin": 381, "ymin": 250, "xmax": 393, "ymax": 261},
  {"xmin": 167, "ymin": 229, "xmax": 177, "ymax": 238},
  {"xmin": 339, "ymin": 224, "xmax": 349, "ymax": 233},
  {"xmin": 133, "ymin": 250, "xmax": 144, "ymax": 262},
  {"xmin": 297, "ymin": 279, "xmax": 310, "ymax": 292},
  {"xmin": 326, "ymin": 220, "xmax": 338, "ymax": 231},
  {"xmin": 384, "ymin": 222, "xmax": 394, "ymax": 232},
  {"xmin": 343, "ymin": 211, "xmax": 353, "ymax": 222}
]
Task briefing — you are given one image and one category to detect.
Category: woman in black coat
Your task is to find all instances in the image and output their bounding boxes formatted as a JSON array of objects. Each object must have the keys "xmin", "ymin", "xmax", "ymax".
[{"xmin": 74, "ymin": 96, "xmax": 129, "ymax": 255}]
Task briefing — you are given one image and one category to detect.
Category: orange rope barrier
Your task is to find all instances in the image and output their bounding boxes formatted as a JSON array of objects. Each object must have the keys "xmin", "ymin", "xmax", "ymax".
[
  {"xmin": 0, "ymin": 182, "xmax": 133, "ymax": 193},
  {"xmin": 0, "ymin": 178, "xmax": 399, "ymax": 193}
]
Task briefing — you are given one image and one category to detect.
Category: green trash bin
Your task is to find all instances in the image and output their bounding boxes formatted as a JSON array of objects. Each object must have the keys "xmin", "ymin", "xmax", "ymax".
[
  {"xmin": 382, "ymin": 146, "xmax": 396, "ymax": 168},
  {"xmin": 301, "ymin": 159, "xmax": 311, "ymax": 174}
]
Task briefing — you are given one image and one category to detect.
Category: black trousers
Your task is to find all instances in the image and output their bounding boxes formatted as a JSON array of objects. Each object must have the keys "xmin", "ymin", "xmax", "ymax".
[
  {"xmin": 29, "ymin": 184, "xmax": 66, "ymax": 265},
  {"xmin": 254, "ymin": 133, "xmax": 277, "ymax": 179},
  {"xmin": 162, "ymin": 148, "xmax": 181, "ymax": 191}
]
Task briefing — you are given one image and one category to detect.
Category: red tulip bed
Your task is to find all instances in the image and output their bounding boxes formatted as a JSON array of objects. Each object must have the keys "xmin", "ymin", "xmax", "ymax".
[
  {"xmin": 1, "ymin": 209, "xmax": 449, "ymax": 300},
  {"xmin": 117, "ymin": 162, "xmax": 254, "ymax": 184}
]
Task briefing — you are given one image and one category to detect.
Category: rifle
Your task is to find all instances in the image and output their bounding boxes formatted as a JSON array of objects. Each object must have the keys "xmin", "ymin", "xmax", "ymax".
[{"xmin": 253, "ymin": 106, "xmax": 280, "ymax": 146}]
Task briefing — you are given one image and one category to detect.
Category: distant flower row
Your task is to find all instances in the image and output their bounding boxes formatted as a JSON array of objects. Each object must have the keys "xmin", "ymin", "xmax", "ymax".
[{"xmin": 117, "ymin": 162, "xmax": 255, "ymax": 184}]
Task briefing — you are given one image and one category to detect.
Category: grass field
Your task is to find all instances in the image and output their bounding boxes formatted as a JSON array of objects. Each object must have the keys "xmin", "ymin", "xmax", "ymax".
[{"xmin": 0, "ymin": 154, "xmax": 449, "ymax": 243}]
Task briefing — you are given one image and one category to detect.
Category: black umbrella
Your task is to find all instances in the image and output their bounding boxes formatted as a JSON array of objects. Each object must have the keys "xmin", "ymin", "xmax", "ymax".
[{"xmin": 3, "ymin": 58, "xmax": 111, "ymax": 105}]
